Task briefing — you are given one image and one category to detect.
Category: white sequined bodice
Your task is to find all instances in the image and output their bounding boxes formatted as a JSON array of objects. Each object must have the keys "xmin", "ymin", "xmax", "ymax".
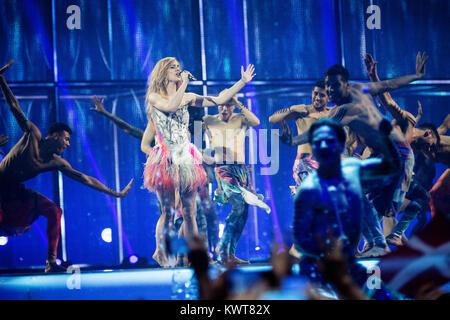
[{"xmin": 151, "ymin": 105, "xmax": 190, "ymax": 146}]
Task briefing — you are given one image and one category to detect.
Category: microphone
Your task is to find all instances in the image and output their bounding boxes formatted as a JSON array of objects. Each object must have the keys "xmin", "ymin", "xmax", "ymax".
[{"xmin": 180, "ymin": 70, "xmax": 197, "ymax": 81}]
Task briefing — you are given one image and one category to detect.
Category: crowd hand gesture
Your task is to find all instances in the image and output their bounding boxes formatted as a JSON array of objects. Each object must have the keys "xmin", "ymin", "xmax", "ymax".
[
  {"xmin": 241, "ymin": 64, "xmax": 256, "ymax": 84},
  {"xmin": 187, "ymin": 235, "xmax": 210, "ymax": 273},
  {"xmin": 90, "ymin": 96, "xmax": 106, "ymax": 114},
  {"xmin": 0, "ymin": 135, "xmax": 9, "ymax": 147},
  {"xmin": 116, "ymin": 179, "xmax": 134, "ymax": 198},
  {"xmin": 270, "ymin": 244, "xmax": 292, "ymax": 282},
  {"xmin": 364, "ymin": 53, "xmax": 378, "ymax": 79},
  {"xmin": 278, "ymin": 121, "xmax": 293, "ymax": 146},
  {"xmin": 415, "ymin": 51, "xmax": 429, "ymax": 78}
]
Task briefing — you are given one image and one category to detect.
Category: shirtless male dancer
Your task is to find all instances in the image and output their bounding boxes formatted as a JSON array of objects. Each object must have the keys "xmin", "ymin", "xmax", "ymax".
[
  {"xmin": 269, "ymin": 80, "xmax": 330, "ymax": 194},
  {"xmin": 0, "ymin": 61, "xmax": 133, "ymax": 272},
  {"xmin": 203, "ymin": 95, "xmax": 270, "ymax": 264},
  {"xmin": 282, "ymin": 52, "xmax": 429, "ymax": 258},
  {"xmin": 364, "ymin": 53, "xmax": 440, "ymax": 246}
]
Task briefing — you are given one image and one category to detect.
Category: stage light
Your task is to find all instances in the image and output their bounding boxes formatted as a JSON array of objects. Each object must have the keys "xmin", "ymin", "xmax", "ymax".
[
  {"xmin": 56, "ymin": 259, "xmax": 62, "ymax": 266},
  {"xmin": 218, "ymin": 224, "xmax": 225, "ymax": 238},
  {"xmin": 255, "ymin": 246, "xmax": 261, "ymax": 251},
  {"xmin": 0, "ymin": 237, "xmax": 7, "ymax": 246},
  {"xmin": 129, "ymin": 255, "xmax": 139, "ymax": 264},
  {"xmin": 101, "ymin": 228, "xmax": 112, "ymax": 243},
  {"xmin": 121, "ymin": 255, "xmax": 149, "ymax": 268}
]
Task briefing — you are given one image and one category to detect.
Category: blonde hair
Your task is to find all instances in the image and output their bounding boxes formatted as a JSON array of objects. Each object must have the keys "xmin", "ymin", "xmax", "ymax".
[{"xmin": 145, "ymin": 57, "xmax": 178, "ymax": 113}]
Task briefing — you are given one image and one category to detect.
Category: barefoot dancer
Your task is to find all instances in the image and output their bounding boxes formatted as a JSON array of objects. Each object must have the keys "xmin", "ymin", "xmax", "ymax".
[
  {"xmin": 203, "ymin": 95, "xmax": 269, "ymax": 264},
  {"xmin": 0, "ymin": 61, "xmax": 133, "ymax": 272}
]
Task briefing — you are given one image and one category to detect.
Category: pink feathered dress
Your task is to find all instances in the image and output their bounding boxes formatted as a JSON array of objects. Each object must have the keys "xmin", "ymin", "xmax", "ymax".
[{"xmin": 143, "ymin": 104, "xmax": 206, "ymax": 194}]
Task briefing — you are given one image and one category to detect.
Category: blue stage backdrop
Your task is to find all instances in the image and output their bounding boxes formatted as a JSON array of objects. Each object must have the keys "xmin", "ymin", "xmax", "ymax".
[{"xmin": 0, "ymin": 0, "xmax": 449, "ymax": 268}]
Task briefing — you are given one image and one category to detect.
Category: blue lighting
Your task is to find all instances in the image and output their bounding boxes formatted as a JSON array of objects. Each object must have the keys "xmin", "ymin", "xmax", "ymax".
[{"xmin": 0, "ymin": 0, "xmax": 448, "ymax": 276}]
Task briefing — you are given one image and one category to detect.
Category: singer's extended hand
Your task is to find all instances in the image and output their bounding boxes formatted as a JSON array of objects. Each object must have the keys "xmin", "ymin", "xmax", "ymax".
[{"xmin": 241, "ymin": 64, "xmax": 256, "ymax": 83}]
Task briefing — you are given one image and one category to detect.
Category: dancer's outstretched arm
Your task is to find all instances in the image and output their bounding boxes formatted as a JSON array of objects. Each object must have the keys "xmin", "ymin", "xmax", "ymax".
[
  {"xmin": 364, "ymin": 53, "xmax": 416, "ymax": 126},
  {"xmin": 90, "ymin": 96, "xmax": 144, "ymax": 139},
  {"xmin": 364, "ymin": 51, "xmax": 428, "ymax": 96},
  {"xmin": 189, "ymin": 64, "xmax": 256, "ymax": 107},
  {"xmin": 57, "ymin": 157, "xmax": 133, "ymax": 197}
]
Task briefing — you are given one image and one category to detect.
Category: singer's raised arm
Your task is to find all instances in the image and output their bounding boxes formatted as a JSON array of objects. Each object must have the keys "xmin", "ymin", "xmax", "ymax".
[{"xmin": 188, "ymin": 64, "xmax": 256, "ymax": 108}]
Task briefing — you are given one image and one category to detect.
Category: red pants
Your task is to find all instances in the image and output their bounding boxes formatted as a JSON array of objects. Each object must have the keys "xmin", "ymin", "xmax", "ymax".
[{"xmin": 0, "ymin": 184, "xmax": 62, "ymax": 260}]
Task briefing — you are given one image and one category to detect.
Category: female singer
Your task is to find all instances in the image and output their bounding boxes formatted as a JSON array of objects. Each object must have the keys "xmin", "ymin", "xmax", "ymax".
[{"xmin": 141, "ymin": 57, "xmax": 255, "ymax": 267}]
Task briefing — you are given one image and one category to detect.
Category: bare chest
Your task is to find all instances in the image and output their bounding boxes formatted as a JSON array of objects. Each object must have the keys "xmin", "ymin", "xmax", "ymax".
[{"xmin": 1, "ymin": 139, "xmax": 58, "ymax": 182}]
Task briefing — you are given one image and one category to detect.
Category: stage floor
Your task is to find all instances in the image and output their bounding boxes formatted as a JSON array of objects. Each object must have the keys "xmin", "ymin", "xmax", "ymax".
[
  {"xmin": 0, "ymin": 261, "xmax": 381, "ymax": 300},
  {"xmin": 0, "ymin": 264, "xmax": 272, "ymax": 300}
]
